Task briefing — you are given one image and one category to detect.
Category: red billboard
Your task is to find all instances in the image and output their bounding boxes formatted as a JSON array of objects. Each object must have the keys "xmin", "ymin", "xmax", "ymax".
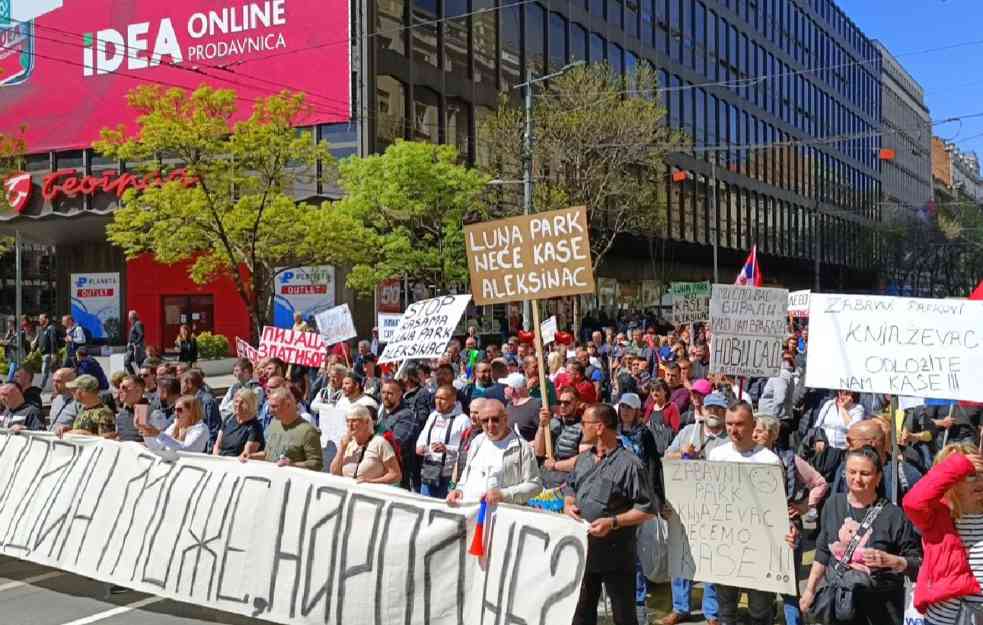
[{"xmin": 0, "ymin": 0, "xmax": 350, "ymax": 152}]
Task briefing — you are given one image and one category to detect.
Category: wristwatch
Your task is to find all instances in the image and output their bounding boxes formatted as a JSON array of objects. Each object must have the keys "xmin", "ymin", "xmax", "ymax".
[{"xmin": 611, "ymin": 515, "xmax": 619, "ymax": 529}]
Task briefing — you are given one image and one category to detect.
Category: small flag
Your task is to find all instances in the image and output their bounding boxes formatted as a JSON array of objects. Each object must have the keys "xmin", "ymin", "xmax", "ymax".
[
  {"xmin": 469, "ymin": 498, "xmax": 488, "ymax": 557},
  {"xmin": 970, "ymin": 279, "xmax": 983, "ymax": 301},
  {"xmin": 735, "ymin": 245, "xmax": 763, "ymax": 287}
]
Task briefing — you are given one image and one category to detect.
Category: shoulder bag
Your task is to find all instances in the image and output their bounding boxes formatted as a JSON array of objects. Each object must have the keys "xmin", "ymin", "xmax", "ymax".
[
  {"xmin": 420, "ymin": 416, "xmax": 454, "ymax": 487},
  {"xmin": 810, "ymin": 498, "xmax": 886, "ymax": 624}
]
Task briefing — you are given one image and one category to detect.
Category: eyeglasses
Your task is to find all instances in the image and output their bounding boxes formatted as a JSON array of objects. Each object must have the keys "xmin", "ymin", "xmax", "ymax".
[
  {"xmin": 481, "ymin": 417, "xmax": 504, "ymax": 424},
  {"xmin": 558, "ymin": 399, "xmax": 575, "ymax": 406},
  {"xmin": 581, "ymin": 419, "xmax": 601, "ymax": 425}
]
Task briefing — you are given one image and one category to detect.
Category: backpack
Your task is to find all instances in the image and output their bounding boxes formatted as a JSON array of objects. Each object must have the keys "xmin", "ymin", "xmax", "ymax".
[
  {"xmin": 381, "ymin": 431, "xmax": 404, "ymax": 474},
  {"xmin": 648, "ymin": 421, "xmax": 674, "ymax": 457}
]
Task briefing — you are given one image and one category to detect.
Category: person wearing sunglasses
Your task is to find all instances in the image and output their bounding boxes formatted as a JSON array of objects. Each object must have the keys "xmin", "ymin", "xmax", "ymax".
[
  {"xmin": 904, "ymin": 443, "xmax": 983, "ymax": 625},
  {"xmin": 535, "ymin": 386, "xmax": 588, "ymax": 489},
  {"xmin": 447, "ymin": 399, "xmax": 541, "ymax": 507},
  {"xmin": 141, "ymin": 395, "xmax": 210, "ymax": 453}
]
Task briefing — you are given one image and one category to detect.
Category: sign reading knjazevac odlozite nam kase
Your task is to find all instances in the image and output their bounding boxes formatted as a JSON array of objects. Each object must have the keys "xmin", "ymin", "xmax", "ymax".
[
  {"xmin": 379, "ymin": 295, "xmax": 471, "ymax": 364},
  {"xmin": 709, "ymin": 285, "xmax": 789, "ymax": 378},
  {"xmin": 806, "ymin": 294, "xmax": 983, "ymax": 402},
  {"xmin": 0, "ymin": 0, "xmax": 350, "ymax": 152},
  {"xmin": 464, "ymin": 207, "xmax": 596, "ymax": 305}
]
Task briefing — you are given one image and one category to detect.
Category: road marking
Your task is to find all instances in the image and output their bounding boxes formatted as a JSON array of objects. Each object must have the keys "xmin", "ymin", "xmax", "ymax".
[
  {"xmin": 0, "ymin": 571, "xmax": 65, "ymax": 592},
  {"xmin": 59, "ymin": 596, "xmax": 165, "ymax": 625}
]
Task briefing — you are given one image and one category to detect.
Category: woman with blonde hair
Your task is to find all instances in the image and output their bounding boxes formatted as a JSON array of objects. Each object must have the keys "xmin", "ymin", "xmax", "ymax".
[
  {"xmin": 140, "ymin": 395, "xmax": 210, "ymax": 453},
  {"xmin": 904, "ymin": 442, "xmax": 983, "ymax": 625},
  {"xmin": 546, "ymin": 351, "xmax": 564, "ymax": 379}
]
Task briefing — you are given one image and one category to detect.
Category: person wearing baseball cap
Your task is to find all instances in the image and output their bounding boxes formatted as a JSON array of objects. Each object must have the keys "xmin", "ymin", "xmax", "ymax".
[
  {"xmin": 501, "ymin": 373, "xmax": 542, "ymax": 442},
  {"xmin": 60, "ymin": 374, "xmax": 116, "ymax": 438}
]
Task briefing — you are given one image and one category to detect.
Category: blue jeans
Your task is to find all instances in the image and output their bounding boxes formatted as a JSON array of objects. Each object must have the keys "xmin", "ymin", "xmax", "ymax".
[
  {"xmin": 420, "ymin": 480, "xmax": 450, "ymax": 499},
  {"xmin": 634, "ymin": 558, "xmax": 646, "ymax": 606},
  {"xmin": 671, "ymin": 577, "xmax": 718, "ymax": 619},
  {"xmin": 40, "ymin": 354, "xmax": 55, "ymax": 390},
  {"xmin": 782, "ymin": 535, "xmax": 805, "ymax": 625}
]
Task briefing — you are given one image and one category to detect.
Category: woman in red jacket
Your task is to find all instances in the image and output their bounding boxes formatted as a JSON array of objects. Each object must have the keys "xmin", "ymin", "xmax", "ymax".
[{"xmin": 903, "ymin": 442, "xmax": 983, "ymax": 625}]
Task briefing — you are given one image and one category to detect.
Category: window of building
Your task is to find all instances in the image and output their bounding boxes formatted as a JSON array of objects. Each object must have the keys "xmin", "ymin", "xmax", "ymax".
[
  {"xmin": 625, "ymin": 0, "xmax": 639, "ymax": 39},
  {"xmin": 572, "ymin": 23, "xmax": 588, "ymax": 61},
  {"xmin": 609, "ymin": 0, "xmax": 623, "ymax": 29},
  {"xmin": 501, "ymin": 3, "xmax": 522, "ymax": 88},
  {"xmin": 610, "ymin": 43, "xmax": 624, "ymax": 77},
  {"xmin": 412, "ymin": 0, "xmax": 438, "ymax": 66},
  {"xmin": 718, "ymin": 17, "xmax": 728, "ymax": 84},
  {"xmin": 376, "ymin": 75, "xmax": 407, "ymax": 150},
  {"xmin": 695, "ymin": 2, "xmax": 706, "ymax": 76},
  {"xmin": 474, "ymin": 105, "xmax": 496, "ymax": 168},
  {"xmin": 550, "ymin": 13, "xmax": 569, "ymax": 70},
  {"xmin": 695, "ymin": 88, "xmax": 706, "ymax": 148},
  {"xmin": 591, "ymin": 0, "xmax": 606, "ymax": 20},
  {"xmin": 670, "ymin": 0, "xmax": 682, "ymax": 63},
  {"xmin": 376, "ymin": 0, "xmax": 406, "ymax": 56},
  {"xmin": 446, "ymin": 98, "xmax": 472, "ymax": 159},
  {"xmin": 590, "ymin": 32, "xmax": 606, "ymax": 62},
  {"xmin": 682, "ymin": 81, "xmax": 692, "ymax": 140},
  {"xmin": 706, "ymin": 9, "xmax": 717, "ymax": 80},
  {"xmin": 444, "ymin": 0, "xmax": 469, "ymax": 73},
  {"xmin": 413, "ymin": 86, "xmax": 440, "ymax": 144},
  {"xmin": 527, "ymin": 3, "xmax": 547, "ymax": 78},
  {"xmin": 473, "ymin": 0, "xmax": 496, "ymax": 85},
  {"xmin": 656, "ymin": 0, "xmax": 669, "ymax": 54},
  {"xmin": 641, "ymin": 0, "xmax": 655, "ymax": 47}
]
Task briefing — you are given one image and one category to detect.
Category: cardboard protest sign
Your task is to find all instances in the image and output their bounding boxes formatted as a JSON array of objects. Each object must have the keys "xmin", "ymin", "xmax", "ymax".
[
  {"xmin": 541, "ymin": 315, "xmax": 558, "ymax": 345},
  {"xmin": 235, "ymin": 337, "xmax": 259, "ymax": 364},
  {"xmin": 315, "ymin": 303, "xmax": 357, "ymax": 345},
  {"xmin": 378, "ymin": 295, "xmax": 471, "ymax": 364},
  {"xmin": 805, "ymin": 294, "xmax": 983, "ymax": 401},
  {"xmin": 788, "ymin": 290, "xmax": 811, "ymax": 318},
  {"xmin": 671, "ymin": 281, "xmax": 711, "ymax": 324},
  {"xmin": 0, "ymin": 430, "xmax": 588, "ymax": 625},
  {"xmin": 709, "ymin": 285, "xmax": 788, "ymax": 378},
  {"xmin": 377, "ymin": 312, "xmax": 402, "ymax": 343},
  {"xmin": 664, "ymin": 459, "xmax": 795, "ymax": 595},
  {"xmin": 258, "ymin": 325, "xmax": 327, "ymax": 368},
  {"xmin": 464, "ymin": 206, "xmax": 596, "ymax": 305}
]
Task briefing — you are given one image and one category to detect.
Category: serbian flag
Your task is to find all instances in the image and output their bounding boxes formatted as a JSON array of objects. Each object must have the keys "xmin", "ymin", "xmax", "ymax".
[
  {"xmin": 735, "ymin": 245, "xmax": 763, "ymax": 287},
  {"xmin": 469, "ymin": 498, "xmax": 488, "ymax": 557},
  {"xmin": 970, "ymin": 279, "xmax": 983, "ymax": 301}
]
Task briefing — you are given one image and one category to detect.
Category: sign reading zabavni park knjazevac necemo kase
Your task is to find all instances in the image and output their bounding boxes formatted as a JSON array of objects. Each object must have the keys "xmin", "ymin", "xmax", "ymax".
[
  {"xmin": 464, "ymin": 207, "xmax": 597, "ymax": 305},
  {"xmin": 0, "ymin": 431, "xmax": 588, "ymax": 625},
  {"xmin": 806, "ymin": 293, "xmax": 983, "ymax": 402}
]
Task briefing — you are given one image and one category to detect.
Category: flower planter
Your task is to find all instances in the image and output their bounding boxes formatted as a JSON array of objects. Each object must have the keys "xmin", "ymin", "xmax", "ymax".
[{"xmin": 195, "ymin": 357, "xmax": 237, "ymax": 377}]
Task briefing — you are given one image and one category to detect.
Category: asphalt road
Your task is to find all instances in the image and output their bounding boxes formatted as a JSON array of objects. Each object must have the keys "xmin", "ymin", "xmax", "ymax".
[{"xmin": 0, "ymin": 555, "xmax": 277, "ymax": 625}]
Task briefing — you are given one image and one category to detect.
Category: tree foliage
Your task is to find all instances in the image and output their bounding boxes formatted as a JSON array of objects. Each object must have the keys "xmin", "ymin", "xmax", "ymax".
[
  {"xmin": 334, "ymin": 140, "xmax": 490, "ymax": 294},
  {"xmin": 97, "ymin": 85, "xmax": 379, "ymax": 337},
  {"xmin": 0, "ymin": 129, "xmax": 26, "ymax": 255},
  {"xmin": 479, "ymin": 63, "xmax": 689, "ymax": 273}
]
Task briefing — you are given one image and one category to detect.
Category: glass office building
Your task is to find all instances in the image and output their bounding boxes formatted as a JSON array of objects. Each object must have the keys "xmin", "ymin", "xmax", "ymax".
[{"xmin": 367, "ymin": 0, "xmax": 888, "ymax": 291}]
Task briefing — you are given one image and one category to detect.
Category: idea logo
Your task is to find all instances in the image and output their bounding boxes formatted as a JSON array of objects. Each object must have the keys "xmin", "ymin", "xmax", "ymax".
[{"xmin": 2, "ymin": 172, "xmax": 31, "ymax": 213}]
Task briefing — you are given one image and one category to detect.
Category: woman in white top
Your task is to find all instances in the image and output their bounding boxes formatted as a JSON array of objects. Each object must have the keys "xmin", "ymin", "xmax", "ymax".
[
  {"xmin": 329, "ymin": 405, "xmax": 401, "ymax": 485},
  {"xmin": 810, "ymin": 390, "xmax": 865, "ymax": 482},
  {"xmin": 139, "ymin": 394, "xmax": 210, "ymax": 453}
]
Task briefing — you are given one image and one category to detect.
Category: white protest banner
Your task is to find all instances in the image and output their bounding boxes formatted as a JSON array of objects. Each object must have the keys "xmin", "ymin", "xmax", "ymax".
[
  {"xmin": 235, "ymin": 337, "xmax": 259, "ymax": 364},
  {"xmin": 805, "ymin": 294, "xmax": 983, "ymax": 401},
  {"xmin": 0, "ymin": 430, "xmax": 587, "ymax": 625},
  {"xmin": 315, "ymin": 304, "xmax": 357, "ymax": 345},
  {"xmin": 709, "ymin": 285, "xmax": 788, "ymax": 378},
  {"xmin": 379, "ymin": 295, "xmax": 472, "ymax": 364},
  {"xmin": 663, "ymin": 459, "xmax": 795, "ymax": 595},
  {"xmin": 258, "ymin": 325, "xmax": 327, "ymax": 368},
  {"xmin": 541, "ymin": 316, "xmax": 558, "ymax": 345},
  {"xmin": 670, "ymin": 281, "xmax": 711, "ymax": 324},
  {"xmin": 377, "ymin": 313, "xmax": 402, "ymax": 343},
  {"xmin": 318, "ymin": 406, "xmax": 349, "ymax": 448},
  {"xmin": 788, "ymin": 290, "xmax": 811, "ymax": 318}
]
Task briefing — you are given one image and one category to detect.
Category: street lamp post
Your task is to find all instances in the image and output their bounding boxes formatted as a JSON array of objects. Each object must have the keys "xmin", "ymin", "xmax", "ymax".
[
  {"xmin": 514, "ymin": 60, "xmax": 584, "ymax": 330},
  {"xmin": 14, "ymin": 229, "xmax": 22, "ymax": 364}
]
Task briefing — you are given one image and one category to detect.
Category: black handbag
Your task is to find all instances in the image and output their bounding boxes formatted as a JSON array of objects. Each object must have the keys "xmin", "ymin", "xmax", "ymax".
[
  {"xmin": 420, "ymin": 415, "xmax": 454, "ymax": 487},
  {"xmin": 810, "ymin": 499, "xmax": 886, "ymax": 624}
]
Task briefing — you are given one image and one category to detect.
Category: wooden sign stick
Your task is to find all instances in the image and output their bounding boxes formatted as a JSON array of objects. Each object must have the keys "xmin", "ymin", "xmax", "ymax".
[{"xmin": 532, "ymin": 299, "xmax": 554, "ymax": 461}]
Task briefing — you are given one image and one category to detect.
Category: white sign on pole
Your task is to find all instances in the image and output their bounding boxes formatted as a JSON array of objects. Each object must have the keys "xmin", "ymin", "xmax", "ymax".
[
  {"xmin": 787, "ymin": 290, "xmax": 811, "ymax": 318},
  {"xmin": 709, "ymin": 285, "xmax": 789, "ymax": 378},
  {"xmin": 379, "ymin": 295, "xmax": 472, "ymax": 364},
  {"xmin": 805, "ymin": 294, "xmax": 983, "ymax": 401},
  {"xmin": 664, "ymin": 459, "xmax": 795, "ymax": 595},
  {"xmin": 315, "ymin": 304, "xmax": 357, "ymax": 345},
  {"xmin": 541, "ymin": 316, "xmax": 558, "ymax": 345},
  {"xmin": 0, "ymin": 430, "xmax": 587, "ymax": 625},
  {"xmin": 377, "ymin": 312, "xmax": 402, "ymax": 343}
]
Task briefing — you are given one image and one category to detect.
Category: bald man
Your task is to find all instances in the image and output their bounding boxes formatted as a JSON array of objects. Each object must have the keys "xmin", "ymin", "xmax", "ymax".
[
  {"xmin": 0, "ymin": 383, "xmax": 44, "ymax": 431},
  {"xmin": 829, "ymin": 419, "xmax": 922, "ymax": 501}
]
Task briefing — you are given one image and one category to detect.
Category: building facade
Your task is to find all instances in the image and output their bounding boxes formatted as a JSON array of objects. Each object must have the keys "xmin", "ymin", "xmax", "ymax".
[
  {"xmin": 874, "ymin": 40, "xmax": 931, "ymax": 215},
  {"xmin": 366, "ymin": 0, "xmax": 888, "ymax": 296}
]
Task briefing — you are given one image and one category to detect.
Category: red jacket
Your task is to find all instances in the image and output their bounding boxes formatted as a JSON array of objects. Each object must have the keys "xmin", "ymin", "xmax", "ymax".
[{"xmin": 903, "ymin": 452, "xmax": 981, "ymax": 613}]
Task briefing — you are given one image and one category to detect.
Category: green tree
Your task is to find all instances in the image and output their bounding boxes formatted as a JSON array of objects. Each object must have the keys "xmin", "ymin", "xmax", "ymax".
[
  {"xmin": 334, "ymin": 140, "xmax": 490, "ymax": 294},
  {"xmin": 479, "ymin": 63, "xmax": 688, "ymax": 275},
  {"xmin": 97, "ymin": 85, "xmax": 379, "ymax": 338},
  {"xmin": 0, "ymin": 129, "xmax": 26, "ymax": 254}
]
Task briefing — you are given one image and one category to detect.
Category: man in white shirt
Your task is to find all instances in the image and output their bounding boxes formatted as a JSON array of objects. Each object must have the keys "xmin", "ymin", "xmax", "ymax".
[
  {"xmin": 62, "ymin": 315, "xmax": 86, "ymax": 368},
  {"xmin": 447, "ymin": 399, "xmax": 541, "ymax": 506},
  {"xmin": 416, "ymin": 385, "xmax": 469, "ymax": 498},
  {"xmin": 706, "ymin": 401, "xmax": 787, "ymax": 625}
]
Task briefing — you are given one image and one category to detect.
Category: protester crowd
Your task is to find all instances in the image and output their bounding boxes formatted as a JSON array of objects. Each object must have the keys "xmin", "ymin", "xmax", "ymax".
[{"xmin": 3, "ymin": 306, "xmax": 983, "ymax": 625}]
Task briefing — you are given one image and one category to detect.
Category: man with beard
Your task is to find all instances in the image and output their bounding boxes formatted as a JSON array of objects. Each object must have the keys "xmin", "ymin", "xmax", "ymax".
[
  {"xmin": 376, "ymin": 379, "xmax": 419, "ymax": 490},
  {"xmin": 534, "ymin": 386, "xmax": 589, "ymax": 489}
]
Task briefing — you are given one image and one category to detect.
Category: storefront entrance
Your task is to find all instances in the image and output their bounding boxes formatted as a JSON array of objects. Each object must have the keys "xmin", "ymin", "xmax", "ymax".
[{"xmin": 161, "ymin": 295, "xmax": 214, "ymax": 353}]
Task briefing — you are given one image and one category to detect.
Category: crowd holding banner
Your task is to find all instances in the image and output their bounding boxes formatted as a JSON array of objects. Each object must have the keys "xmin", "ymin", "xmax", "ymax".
[{"xmin": 2, "ymin": 211, "xmax": 983, "ymax": 625}]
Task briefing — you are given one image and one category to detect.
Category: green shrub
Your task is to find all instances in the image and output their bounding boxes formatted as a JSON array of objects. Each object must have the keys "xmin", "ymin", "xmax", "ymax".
[{"xmin": 196, "ymin": 332, "xmax": 230, "ymax": 360}]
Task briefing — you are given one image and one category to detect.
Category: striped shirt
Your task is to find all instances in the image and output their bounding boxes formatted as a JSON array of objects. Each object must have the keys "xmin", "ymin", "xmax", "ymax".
[{"xmin": 926, "ymin": 513, "xmax": 983, "ymax": 625}]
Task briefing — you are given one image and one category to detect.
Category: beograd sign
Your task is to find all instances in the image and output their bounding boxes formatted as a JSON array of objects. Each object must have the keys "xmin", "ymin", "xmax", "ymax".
[{"xmin": 464, "ymin": 206, "xmax": 596, "ymax": 305}]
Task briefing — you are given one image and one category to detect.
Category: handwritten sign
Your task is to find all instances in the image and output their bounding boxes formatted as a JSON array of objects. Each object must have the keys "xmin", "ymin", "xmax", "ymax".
[
  {"xmin": 377, "ymin": 312, "xmax": 402, "ymax": 343},
  {"xmin": 0, "ymin": 430, "xmax": 587, "ymax": 625},
  {"xmin": 258, "ymin": 325, "xmax": 327, "ymax": 368},
  {"xmin": 541, "ymin": 316, "xmax": 558, "ymax": 345},
  {"xmin": 709, "ymin": 285, "xmax": 788, "ymax": 378},
  {"xmin": 464, "ymin": 207, "xmax": 596, "ymax": 305},
  {"xmin": 671, "ymin": 281, "xmax": 711, "ymax": 324},
  {"xmin": 315, "ymin": 304, "xmax": 357, "ymax": 345},
  {"xmin": 664, "ymin": 459, "xmax": 795, "ymax": 595},
  {"xmin": 788, "ymin": 290, "xmax": 811, "ymax": 318},
  {"xmin": 805, "ymin": 294, "xmax": 983, "ymax": 401},
  {"xmin": 235, "ymin": 337, "xmax": 259, "ymax": 364},
  {"xmin": 378, "ymin": 295, "xmax": 471, "ymax": 364}
]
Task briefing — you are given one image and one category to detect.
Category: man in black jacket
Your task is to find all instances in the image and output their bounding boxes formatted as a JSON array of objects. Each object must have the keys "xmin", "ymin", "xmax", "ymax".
[
  {"xmin": 36, "ymin": 313, "xmax": 61, "ymax": 391},
  {"xmin": 125, "ymin": 310, "xmax": 146, "ymax": 374},
  {"xmin": 376, "ymin": 379, "xmax": 419, "ymax": 490}
]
